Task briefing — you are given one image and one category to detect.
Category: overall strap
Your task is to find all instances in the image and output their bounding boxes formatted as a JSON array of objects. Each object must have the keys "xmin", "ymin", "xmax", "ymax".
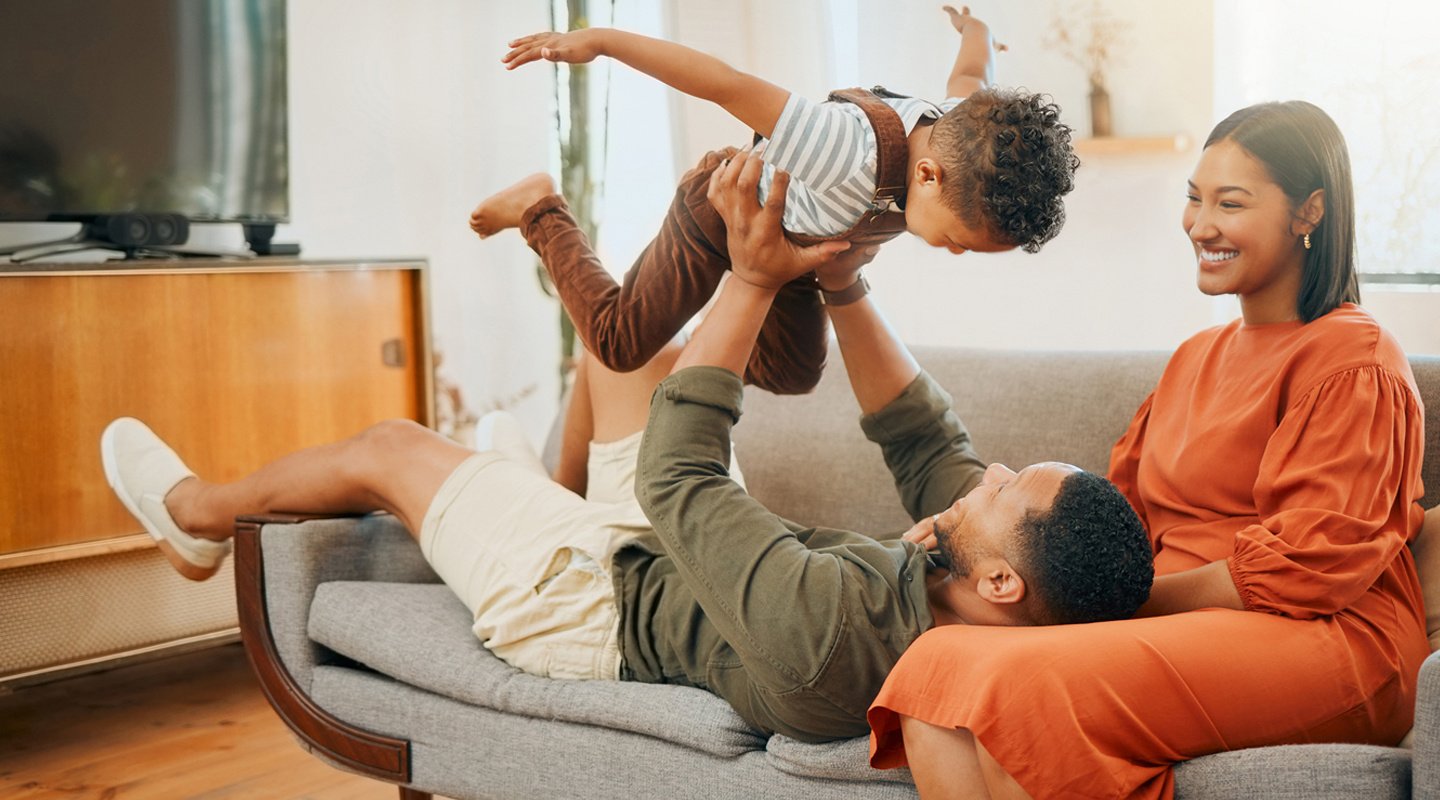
[{"xmin": 827, "ymin": 87, "xmax": 909, "ymax": 212}]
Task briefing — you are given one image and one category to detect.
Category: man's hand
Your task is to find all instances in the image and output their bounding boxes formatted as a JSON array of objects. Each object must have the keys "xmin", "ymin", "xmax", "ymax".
[
  {"xmin": 706, "ymin": 151, "xmax": 850, "ymax": 291},
  {"xmin": 503, "ymin": 29, "xmax": 606, "ymax": 70},
  {"xmin": 814, "ymin": 243, "xmax": 881, "ymax": 292}
]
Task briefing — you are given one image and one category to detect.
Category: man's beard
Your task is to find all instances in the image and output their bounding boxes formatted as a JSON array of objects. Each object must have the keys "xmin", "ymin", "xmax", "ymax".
[{"xmin": 935, "ymin": 518, "xmax": 976, "ymax": 578}]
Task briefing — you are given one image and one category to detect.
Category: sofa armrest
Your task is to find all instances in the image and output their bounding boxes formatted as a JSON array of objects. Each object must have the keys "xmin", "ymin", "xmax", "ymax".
[
  {"xmin": 1414, "ymin": 649, "xmax": 1440, "ymax": 800},
  {"xmin": 234, "ymin": 513, "xmax": 439, "ymax": 788},
  {"xmin": 242, "ymin": 513, "xmax": 438, "ymax": 691}
]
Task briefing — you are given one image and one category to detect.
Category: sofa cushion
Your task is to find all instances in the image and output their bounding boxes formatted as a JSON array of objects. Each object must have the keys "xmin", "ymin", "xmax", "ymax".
[
  {"xmin": 310, "ymin": 665, "xmax": 920, "ymax": 800},
  {"xmin": 1415, "ymin": 513, "xmax": 1440, "ymax": 652},
  {"xmin": 1173, "ymin": 743, "xmax": 1410, "ymax": 799},
  {"xmin": 308, "ymin": 580, "xmax": 766, "ymax": 757},
  {"xmin": 766, "ymin": 734, "xmax": 912, "ymax": 784},
  {"xmin": 1412, "ymin": 356, "xmax": 1440, "ymax": 510}
]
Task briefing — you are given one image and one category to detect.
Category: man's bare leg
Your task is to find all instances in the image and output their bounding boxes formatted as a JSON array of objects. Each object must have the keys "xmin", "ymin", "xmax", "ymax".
[
  {"xmin": 102, "ymin": 415, "xmax": 474, "ymax": 581},
  {"xmin": 552, "ymin": 339, "xmax": 686, "ymax": 497},
  {"xmin": 551, "ymin": 352, "xmax": 594, "ymax": 496},
  {"xmin": 589, "ymin": 337, "xmax": 684, "ymax": 443},
  {"xmin": 165, "ymin": 420, "xmax": 471, "ymax": 542}
]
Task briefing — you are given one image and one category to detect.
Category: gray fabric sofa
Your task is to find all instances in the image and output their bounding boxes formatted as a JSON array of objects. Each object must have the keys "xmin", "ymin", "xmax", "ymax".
[{"xmin": 235, "ymin": 345, "xmax": 1440, "ymax": 799}]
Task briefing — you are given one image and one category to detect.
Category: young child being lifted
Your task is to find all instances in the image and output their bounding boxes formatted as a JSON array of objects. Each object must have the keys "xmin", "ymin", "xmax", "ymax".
[{"xmin": 471, "ymin": 5, "xmax": 1078, "ymax": 394}]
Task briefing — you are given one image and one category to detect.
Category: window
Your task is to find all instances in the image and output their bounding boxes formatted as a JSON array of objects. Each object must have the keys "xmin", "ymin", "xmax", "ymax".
[
  {"xmin": 549, "ymin": 0, "xmax": 674, "ymax": 279},
  {"xmin": 1214, "ymin": 0, "xmax": 1440, "ymax": 277}
]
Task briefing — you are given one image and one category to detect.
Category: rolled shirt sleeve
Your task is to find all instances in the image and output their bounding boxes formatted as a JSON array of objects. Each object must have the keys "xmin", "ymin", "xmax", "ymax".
[{"xmin": 859, "ymin": 371, "xmax": 987, "ymax": 522}]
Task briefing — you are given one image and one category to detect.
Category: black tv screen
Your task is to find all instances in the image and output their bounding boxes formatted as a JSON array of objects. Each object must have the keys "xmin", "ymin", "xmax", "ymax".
[{"xmin": 0, "ymin": 0, "xmax": 288, "ymax": 223}]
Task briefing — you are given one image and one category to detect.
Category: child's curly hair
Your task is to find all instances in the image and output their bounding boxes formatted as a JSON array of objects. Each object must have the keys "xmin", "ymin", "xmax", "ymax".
[{"xmin": 929, "ymin": 89, "xmax": 1080, "ymax": 253}]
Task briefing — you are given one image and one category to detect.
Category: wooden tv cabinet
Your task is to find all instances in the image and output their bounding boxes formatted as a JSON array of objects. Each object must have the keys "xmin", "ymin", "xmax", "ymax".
[{"xmin": 0, "ymin": 258, "xmax": 434, "ymax": 568}]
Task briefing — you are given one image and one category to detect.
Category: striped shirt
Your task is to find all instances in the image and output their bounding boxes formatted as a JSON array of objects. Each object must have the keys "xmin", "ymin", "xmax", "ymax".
[{"xmin": 752, "ymin": 92, "xmax": 963, "ymax": 236}]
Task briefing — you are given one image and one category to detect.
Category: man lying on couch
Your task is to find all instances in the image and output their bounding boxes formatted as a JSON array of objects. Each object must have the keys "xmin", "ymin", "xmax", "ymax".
[{"xmin": 99, "ymin": 154, "xmax": 1152, "ymax": 743}]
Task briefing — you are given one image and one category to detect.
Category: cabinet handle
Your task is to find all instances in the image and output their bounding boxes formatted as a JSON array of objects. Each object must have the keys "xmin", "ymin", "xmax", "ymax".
[{"xmin": 381, "ymin": 339, "xmax": 406, "ymax": 368}]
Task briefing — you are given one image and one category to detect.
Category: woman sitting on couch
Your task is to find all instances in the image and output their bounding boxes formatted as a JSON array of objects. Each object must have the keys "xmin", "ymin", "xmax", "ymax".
[{"xmin": 866, "ymin": 100, "xmax": 1433, "ymax": 799}]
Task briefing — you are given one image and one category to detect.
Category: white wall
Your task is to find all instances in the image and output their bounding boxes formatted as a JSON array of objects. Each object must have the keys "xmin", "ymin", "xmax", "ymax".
[
  {"xmin": 662, "ymin": 1, "xmax": 1217, "ymax": 354},
  {"xmin": 282, "ymin": 1, "xmax": 563, "ymax": 442},
  {"xmin": 288, "ymin": 0, "xmax": 568, "ymax": 443}
]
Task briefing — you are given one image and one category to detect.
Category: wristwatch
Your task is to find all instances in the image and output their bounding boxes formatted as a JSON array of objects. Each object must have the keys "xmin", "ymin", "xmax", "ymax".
[{"xmin": 818, "ymin": 272, "xmax": 870, "ymax": 306}]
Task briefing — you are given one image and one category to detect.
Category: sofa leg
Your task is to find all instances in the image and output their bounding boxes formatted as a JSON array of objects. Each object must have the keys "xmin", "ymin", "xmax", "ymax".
[{"xmin": 398, "ymin": 788, "xmax": 432, "ymax": 800}]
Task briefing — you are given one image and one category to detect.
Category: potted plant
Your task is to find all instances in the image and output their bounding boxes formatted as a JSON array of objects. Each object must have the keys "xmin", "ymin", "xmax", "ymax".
[{"xmin": 1046, "ymin": 0, "xmax": 1129, "ymax": 138}]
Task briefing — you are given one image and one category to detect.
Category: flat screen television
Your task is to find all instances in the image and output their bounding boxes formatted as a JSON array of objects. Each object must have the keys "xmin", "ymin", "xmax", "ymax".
[{"xmin": 0, "ymin": 0, "xmax": 288, "ymax": 231}]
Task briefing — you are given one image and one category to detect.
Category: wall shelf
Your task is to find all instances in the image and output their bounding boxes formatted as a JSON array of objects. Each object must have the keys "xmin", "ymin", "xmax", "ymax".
[{"xmin": 1075, "ymin": 135, "xmax": 1193, "ymax": 157}]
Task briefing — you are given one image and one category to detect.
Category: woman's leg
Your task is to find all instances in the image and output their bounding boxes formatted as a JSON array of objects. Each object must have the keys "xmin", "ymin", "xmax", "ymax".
[
  {"xmin": 898, "ymin": 717, "xmax": 1032, "ymax": 800},
  {"xmin": 871, "ymin": 605, "xmax": 1425, "ymax": 799}
]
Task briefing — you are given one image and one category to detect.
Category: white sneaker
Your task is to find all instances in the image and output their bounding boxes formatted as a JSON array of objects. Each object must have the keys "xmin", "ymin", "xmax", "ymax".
[
  {"xmin": 475, "ymin": 410, "xmax": 547, "ymax": 476},
  {"xmin": 100, "ymin": 418, "xmax": 232, "ymax": 581}
]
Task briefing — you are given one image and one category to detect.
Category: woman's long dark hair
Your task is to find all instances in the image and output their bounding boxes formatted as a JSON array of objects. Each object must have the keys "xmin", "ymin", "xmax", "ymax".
[{"xmin": 1204, "ymin": 101, "xmax": 1359, "ymax": 322}]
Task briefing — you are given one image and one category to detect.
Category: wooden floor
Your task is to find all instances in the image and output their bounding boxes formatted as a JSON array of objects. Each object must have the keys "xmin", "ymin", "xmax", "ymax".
[{"xmin": 0, "ymin": 643, "xmax": 402, "ymax": 799}]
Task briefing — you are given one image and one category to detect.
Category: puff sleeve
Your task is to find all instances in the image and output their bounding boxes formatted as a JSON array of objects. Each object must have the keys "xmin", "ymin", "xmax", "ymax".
[{"xmin": 1229, "ymin": 365, "xmax": 1425, "ymax": 618}]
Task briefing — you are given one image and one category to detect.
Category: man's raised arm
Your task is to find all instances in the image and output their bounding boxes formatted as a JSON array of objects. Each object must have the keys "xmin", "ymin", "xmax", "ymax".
[
  {"xmin": 670, "ymin": 153, "xmax": 848, "ymax": 376},
  {"xmin": 812, "ymin": 254, "xmax": 921, "ymax": 415},
  {"xmin": 685, "ymin": 154, "xmax": 983, "ymax": 523}
]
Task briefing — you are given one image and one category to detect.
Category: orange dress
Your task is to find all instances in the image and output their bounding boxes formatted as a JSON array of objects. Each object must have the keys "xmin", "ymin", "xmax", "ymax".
[{"xmin": 868, "ymin": 304, "xmax": 1429, "ymax": 799}]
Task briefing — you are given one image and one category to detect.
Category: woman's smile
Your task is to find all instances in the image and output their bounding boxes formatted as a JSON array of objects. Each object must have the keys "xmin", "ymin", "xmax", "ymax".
[{"xmin": 1198, "ymin": 248, "xmax": 1238, "ymax": 267}]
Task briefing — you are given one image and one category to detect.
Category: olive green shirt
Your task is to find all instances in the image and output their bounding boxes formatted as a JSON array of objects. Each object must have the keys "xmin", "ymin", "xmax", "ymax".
[{"xmin": 613, "ymin": 366, "xmax": 986, "ymax": 742}]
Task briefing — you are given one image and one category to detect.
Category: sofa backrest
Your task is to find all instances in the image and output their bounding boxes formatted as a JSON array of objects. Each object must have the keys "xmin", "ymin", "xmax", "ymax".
[
  {"xmin": 1418, "ymin": 355, "xmax": 1440, "ymax": 509},
  {"xmin": 733, "ymin": 345, "xmax": 1440, "ymax": 536}
]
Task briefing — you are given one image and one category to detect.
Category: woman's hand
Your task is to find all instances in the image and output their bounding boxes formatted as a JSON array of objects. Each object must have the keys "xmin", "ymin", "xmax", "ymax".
[
  {"xmin": 902, "ymin": 515, "xmax": 940, "ymax": 551},
  {"xmin": 706, "ymin": 151, "xmax": 850, "ymax": 291},
  {"xmin": 503, "ymin": 29, "xmax": 606, "ymax": 70}
]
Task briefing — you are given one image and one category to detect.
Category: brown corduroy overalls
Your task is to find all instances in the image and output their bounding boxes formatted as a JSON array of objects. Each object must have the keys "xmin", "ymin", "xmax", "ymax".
[{"xmin": 519, "ymin": 88, "xmax": 911, "ymax": 395}]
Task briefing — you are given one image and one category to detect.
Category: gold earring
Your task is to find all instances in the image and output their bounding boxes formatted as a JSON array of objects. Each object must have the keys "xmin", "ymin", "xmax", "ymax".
[{"xmin": 1303, "ymin": 233, "xmax": 1311, "ymax": 250}]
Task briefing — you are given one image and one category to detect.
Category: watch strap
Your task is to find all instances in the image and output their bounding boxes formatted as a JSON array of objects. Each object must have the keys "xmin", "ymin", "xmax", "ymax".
[{"xmin": 819, "ymin": 273, "xmax": 870, "ymax": 306}]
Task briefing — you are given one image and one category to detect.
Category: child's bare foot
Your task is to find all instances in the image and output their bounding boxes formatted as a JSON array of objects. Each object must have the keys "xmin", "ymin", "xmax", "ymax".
[{"xmin": 469, "ymin": 173, "xmax": 557, "ymax": 238}]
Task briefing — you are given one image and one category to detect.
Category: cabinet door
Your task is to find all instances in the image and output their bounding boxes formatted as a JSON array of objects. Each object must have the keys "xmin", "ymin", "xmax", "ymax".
[{"xmin": 0, "ymin": 266, "xmax": 430, "ymax": 558}]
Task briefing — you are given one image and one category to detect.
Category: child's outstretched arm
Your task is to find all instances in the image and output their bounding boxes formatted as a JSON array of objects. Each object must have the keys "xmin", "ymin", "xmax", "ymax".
[
  {"xmin": 942, "ymin": 5, "xmax": 1006, "ymax": 100},
  {"xmin": 504, "ymin": 28, "xmax": 789, "ymax": 139}
]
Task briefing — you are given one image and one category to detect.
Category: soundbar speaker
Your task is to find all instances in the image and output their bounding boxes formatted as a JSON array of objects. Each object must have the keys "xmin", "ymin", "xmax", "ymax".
[{"xmin": 87, "ymin": 213, "xmax": 191, "ymax": 247}]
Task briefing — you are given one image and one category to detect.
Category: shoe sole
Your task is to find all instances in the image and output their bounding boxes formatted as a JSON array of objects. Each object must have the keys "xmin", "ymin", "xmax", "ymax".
[{"xmin": 100, "ymin": 425, "xmax": 223, "ymax": 582}]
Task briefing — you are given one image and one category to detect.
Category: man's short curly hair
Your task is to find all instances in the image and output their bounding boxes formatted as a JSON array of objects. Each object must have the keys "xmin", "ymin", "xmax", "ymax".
[
  {"xmin": 1014, "ymin": 471, "xmax": 1153, "ymax": 625},
  {"xmin": 928, "ymin": 88, "xmax": 1080, "ymax": 253}
]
